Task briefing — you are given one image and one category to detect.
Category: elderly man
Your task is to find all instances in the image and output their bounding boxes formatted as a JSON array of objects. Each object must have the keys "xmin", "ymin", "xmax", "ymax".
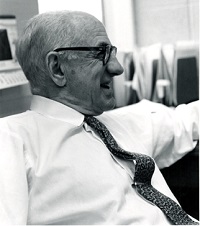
[{"xmin": 0, "ymin": 11, "xmax": 199, "ymax": 225}]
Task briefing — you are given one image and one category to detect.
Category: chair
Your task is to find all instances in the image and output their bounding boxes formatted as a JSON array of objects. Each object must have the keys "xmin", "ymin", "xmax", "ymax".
[
  {"xmin": 151, "ymin": 44, "xmax": 175, "ymax": 106},
  {"xmin": 113, "ymin": 52, "xmax": 137, "ymax": 107},
  {"xmin": 123, "ymin": 52, "xmax": 137, "ymax": 105},
  {"xmin": 132, "ymin": 43, "xmax": 161, "ymax": 101},
  {"xmin": 173, "ymin": 41, "xmax": 199, "ymax": 106}
]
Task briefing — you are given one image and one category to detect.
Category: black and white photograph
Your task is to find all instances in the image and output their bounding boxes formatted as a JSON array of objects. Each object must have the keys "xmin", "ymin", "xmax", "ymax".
[{"xmin": 0, "ymin": 0, "xmax": 199, "ymax": 225}]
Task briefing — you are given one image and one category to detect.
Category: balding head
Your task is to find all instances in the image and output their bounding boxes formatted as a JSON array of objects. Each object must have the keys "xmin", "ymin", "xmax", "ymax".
[
  {"xmin": 16, "ymin": 10, "xmax": 123, "ymax": 115},
  {"xmin": 16, "ymin": 11, "xmax": 103, "ymax": 96}
]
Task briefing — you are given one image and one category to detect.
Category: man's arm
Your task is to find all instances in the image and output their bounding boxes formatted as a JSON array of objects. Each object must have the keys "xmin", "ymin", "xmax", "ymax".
[
  {"xmin": 149, "ymin": 101, "xmax": 199, "ymax": 168},
  {"xmin": 0, "ymin": 120, "xmax": 28, "ymax": 224},
  {"xmin": 105, "ymin": 99, "xmax": 198, "ymax": 169}
]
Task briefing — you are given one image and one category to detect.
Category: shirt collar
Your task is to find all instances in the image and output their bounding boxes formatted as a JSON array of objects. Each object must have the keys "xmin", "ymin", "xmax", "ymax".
[{"xmin": 30, "ymin": 95, "xmax": 84, "ymax": 127}]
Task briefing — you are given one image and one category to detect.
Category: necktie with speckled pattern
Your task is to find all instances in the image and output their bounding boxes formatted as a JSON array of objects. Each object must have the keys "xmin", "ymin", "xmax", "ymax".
[{"xmin": 84, "ymin": 116, "xmax": 198, "ymax": 225}]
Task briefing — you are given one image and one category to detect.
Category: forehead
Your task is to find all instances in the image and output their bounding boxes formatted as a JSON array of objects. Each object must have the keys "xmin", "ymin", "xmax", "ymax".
[
  {"xmin": 91, "ymin": 28, "xmax": 111, "ymax": 46},
  {"xmin": 76, "ymin": 18, "xmax": 111, "ymax": 46}
]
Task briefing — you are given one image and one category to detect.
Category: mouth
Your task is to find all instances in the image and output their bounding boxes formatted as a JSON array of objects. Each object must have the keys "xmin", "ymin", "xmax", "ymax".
[{"xmin": 100, "ymin": 82, "xmax": 111, "ymax": 89}]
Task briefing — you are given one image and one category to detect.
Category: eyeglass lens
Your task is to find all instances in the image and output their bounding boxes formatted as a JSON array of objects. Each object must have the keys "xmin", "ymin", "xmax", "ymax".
[{"xmin": 104, "ymin": 46, "xmax": 117, "ymax": 65}]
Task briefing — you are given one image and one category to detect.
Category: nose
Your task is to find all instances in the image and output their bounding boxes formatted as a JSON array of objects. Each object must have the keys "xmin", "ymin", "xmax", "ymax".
[{"xmin": 106, "ymin": 56, "xmax": 124, "ymax": 76}]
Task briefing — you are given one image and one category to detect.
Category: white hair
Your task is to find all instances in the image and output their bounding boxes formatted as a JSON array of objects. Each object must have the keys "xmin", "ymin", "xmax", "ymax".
[{"xmin": 16, "ymin": 10, "xmax": 99, "ymax": 96}]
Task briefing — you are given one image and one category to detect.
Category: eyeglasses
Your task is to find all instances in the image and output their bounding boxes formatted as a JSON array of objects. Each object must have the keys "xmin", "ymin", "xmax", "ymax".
[{"xmin": 53, "ymin": 44, "xmax": 117, "ymax": 65}]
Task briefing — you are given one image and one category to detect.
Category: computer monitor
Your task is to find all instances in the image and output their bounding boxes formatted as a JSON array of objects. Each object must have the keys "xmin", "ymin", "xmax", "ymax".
[{"xmin": 0, "ymin": 15, "xmax": 20, "ymax": 71}]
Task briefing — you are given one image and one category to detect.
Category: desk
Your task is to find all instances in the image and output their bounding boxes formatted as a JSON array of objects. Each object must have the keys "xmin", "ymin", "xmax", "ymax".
[{"xmin": 161, "ymin": 143, "xmax": 199, "ymax": 219}]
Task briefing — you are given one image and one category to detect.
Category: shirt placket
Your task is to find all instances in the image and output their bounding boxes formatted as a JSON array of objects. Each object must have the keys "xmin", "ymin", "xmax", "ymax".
[{"xmin": 83, "ymin": 122, "xmax": 135, "ymax": 181}]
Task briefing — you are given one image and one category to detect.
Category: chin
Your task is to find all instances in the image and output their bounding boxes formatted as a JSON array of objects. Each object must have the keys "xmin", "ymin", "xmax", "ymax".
[
  {"xmin": 90, "ymin": 105, "xmax": 114, "ymax": 116},
  {"xmin": 102, "ymin": 99, "xmax": 116, "ymax": 112},
  {"xmin": 86, "ymin": 98, "xmax": 116, "ymax": 116}
]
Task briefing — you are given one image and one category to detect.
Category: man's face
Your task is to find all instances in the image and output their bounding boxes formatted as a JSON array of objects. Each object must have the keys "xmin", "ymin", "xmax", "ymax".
[{"xmin": 60, "ymin": 19, "xmax": 124, "ymax": 116}]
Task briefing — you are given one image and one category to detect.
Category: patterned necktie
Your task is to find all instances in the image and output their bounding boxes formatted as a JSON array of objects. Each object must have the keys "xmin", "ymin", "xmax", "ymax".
[{"xmin": 84, "ymin": 116, "xmax": 198, "ymax": 225}]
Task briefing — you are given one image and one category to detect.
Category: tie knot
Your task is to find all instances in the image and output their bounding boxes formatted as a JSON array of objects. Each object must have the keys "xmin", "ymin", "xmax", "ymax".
[
  {"xmin": 84, "ymin": 116, "xmax": 137, "ymax": 160},
  {"xmin": 84, "ymin": 116, "xmax": 104, "ymax": 131},
  {"xmin": 85, "ymin": 116, "xmax": 155, "ymax": 182}
]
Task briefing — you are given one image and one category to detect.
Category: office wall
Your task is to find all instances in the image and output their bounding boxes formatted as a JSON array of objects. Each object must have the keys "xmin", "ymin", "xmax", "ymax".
[
  {"xmin": 103, "ymin": 0, "xmax": 198, "ymax": 49},
  {"xmin": 134, "ymin": 0, "xmax": 199, "ymax": 46},
  {"xmin": 102, "ymin": 0, "xmax": 136, "ymax": 51},
  {"xmin": 103, "ymin": 0, "xmax": 198, "ymax": 107},
  {"xmin": 38, "ymin": 0, "xmax": 103, "ymax": 22},
  {"xmin": 0, "ymin": 0, "xmax": 39, "ymax": 36},
  {"xmin": 0, "ymin": 0, "xmax": 38, "ymax": 117}
]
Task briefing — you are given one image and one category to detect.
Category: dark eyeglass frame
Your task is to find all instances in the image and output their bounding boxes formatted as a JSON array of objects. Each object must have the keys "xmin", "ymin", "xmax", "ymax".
[{"xmin": 53, "ymin": 45, "xmax": 117, "ymax": 65}]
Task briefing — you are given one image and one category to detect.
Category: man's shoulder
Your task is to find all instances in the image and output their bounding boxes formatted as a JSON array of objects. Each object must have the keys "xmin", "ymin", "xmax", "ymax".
[
  {"xmin": 101, "ymin": 100, "xmax": 151, "ymax": 118},
  {"xmin": 0, "ymin": 110, "xmax": 29, "ymax": 121},
  {"xmin": 97, "ymin": 101, "xmax": 149, "ymax": 127},
  {"xmin": 0, "ymin": 111, "xmax": 34, "ymax": 130}
]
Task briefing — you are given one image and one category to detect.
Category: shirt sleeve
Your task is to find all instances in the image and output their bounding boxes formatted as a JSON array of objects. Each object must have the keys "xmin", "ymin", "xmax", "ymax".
[
  {"xmin": 148, "ymin": 100, "xmax": 199, "ymax": 168},
  {"xmin": 0, "ymin": 120, "xmax": 28, "ymax": 224}
]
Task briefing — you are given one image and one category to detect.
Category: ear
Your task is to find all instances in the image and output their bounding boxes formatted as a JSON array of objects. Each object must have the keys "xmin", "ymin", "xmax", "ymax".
[{"xmin": 45, "ymin": 51, "xmax": 67, "ymax": 87}]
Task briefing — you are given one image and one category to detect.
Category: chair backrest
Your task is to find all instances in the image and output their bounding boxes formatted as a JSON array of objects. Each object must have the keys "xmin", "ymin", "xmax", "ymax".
[
  {"xmin": 123, "ymin": 52, "xmax": 137, "ymax": 105},
  {"xmin": 152, "ymin": 44, "xmax": 175, "ymax": 106},
  {"xmin": 173, "ymin": 41, "xmax": 199, "ymax": 105},
  {"xmin": 113, "ymin": 52, "xmax": 137, "ymax": 107},
  {"xmin": 132, "ymin": 43, "xmax": 161, "ymax": 101}
]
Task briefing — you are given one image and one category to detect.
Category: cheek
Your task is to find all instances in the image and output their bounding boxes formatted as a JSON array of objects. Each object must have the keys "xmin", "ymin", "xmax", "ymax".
[
  {"xmin": 70, "ymin": 69, "xmax": 76, "ymax": 75},
  {"xmin": 68, "ymin": 65, "xmax": 102, "ymax": 98},
  {"xmin": 73, "ymin": 77, "xmax": 100, "ymax": 101}
]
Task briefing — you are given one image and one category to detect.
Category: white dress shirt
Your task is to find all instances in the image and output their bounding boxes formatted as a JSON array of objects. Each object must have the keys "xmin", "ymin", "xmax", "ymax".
[{"xmin": 0, "ymin": 95, "xmax": 198, "ymax": 225}]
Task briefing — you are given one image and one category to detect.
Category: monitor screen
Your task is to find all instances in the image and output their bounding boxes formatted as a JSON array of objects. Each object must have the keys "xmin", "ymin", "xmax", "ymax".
[{"xmin": 0, "ymin": 15, "xmax": 20, "ymax": 71}]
